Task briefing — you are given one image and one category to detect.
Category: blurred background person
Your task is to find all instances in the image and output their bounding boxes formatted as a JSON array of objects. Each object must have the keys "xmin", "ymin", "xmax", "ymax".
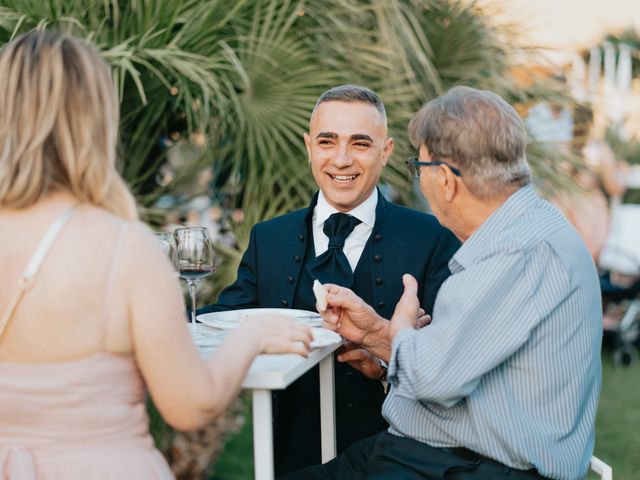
[
  {"xmin": 0, "ymin": 30, "xmax": 311, "ymax": 479},
  {"xmin": 552, "ymin": 103, "xmax": 629, "ymax": 264}
]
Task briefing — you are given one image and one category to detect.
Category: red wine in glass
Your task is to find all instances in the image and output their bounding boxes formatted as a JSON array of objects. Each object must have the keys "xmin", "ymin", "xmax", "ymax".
[
  {"xmin": 174, "ymin": 227, "xmax": 216, "ymax": 337},
  {"xmin": 179, "ymin": 266, "xmax": 214, "ymax": 281}
]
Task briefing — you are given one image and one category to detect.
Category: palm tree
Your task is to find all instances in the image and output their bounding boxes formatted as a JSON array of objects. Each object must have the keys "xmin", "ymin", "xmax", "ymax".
[{"xmin": 0, "ymin": 0, "xmax": 572, "ymax": 284}]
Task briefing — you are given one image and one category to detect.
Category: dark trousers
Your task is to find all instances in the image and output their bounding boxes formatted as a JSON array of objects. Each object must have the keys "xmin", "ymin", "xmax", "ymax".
[
  {"xmin": 274, "ymin": 362, "xmax": 388, "ymax": 476},
  {"xmin": 278, "ymin": 431, "xmax": 548, "ymax": 480}
]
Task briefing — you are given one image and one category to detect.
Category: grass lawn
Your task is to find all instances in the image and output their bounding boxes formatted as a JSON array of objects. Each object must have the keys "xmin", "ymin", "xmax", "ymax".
[
  {"xmin": 212, "ymin": 352, "xmax": 640, "ymax": 479},
  {"xmin": 588, "ymin": 352, "xmax": 640, "ymax": 479}
]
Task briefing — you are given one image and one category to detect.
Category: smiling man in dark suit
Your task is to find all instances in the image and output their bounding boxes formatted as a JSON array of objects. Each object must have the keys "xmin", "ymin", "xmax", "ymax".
[{"xmin": 199, "ymin": 85, "xmax": 459, "ymax": 475}]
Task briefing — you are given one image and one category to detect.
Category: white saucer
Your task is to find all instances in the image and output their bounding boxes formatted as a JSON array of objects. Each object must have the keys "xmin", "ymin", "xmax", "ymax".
[{"xmin": 197, "ymin": 308, "xmax": 323, "ymax": 330}]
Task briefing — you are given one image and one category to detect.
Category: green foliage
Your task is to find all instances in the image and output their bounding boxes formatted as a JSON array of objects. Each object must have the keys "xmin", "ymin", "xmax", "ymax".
[
  {"xmin": 0, "ymin": 0, "xmax": 575, "ymax": 301},
  {"xmin": 589, "ymin": 353, "xmax": 640, "ymax": 479},
  {"xmin": 209, "ymin": 395, "xmax": 254, "ymax": 479},
  {"xmin": 606, "ymin": 127, "xmax": 640, "ymax": 166},
  {"xmin": 605, "ymin": 127, "xmax": 640, "ymax": 204}
]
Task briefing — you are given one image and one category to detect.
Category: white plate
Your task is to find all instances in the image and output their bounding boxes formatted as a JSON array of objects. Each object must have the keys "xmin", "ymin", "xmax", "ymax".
[
  {"xmin": 311, "ymin": 327, "xmax": 342, "ymax": 348},
  {"xmin": 197, "ymin": 308, "xmax": 323, "ymax": 330}
]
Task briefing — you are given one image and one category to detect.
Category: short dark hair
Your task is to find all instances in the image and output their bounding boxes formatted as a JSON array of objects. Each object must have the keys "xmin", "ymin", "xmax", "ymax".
[
  {"xmin": 408, "ymin": 86, "xmax": 531, "ymax": 198},
  {"xmin": 311, "ymin": 84, "xmax": 386, "ymax": 122}
]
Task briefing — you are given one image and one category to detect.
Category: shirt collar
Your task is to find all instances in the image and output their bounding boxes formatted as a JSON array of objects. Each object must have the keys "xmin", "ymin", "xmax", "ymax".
[
  {"xmin": 449, "ymin": 184, "xmax": 540, "ymax": 272},
  {"xmin": 314, "ymin": 189, "xmax": 378, "ymax": 228}
]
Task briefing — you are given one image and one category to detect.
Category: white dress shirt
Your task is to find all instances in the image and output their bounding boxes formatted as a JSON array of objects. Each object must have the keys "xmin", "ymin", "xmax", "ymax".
[{"xmin": 312, "ymin": 189, "xmax": 377, "ymax": 271}]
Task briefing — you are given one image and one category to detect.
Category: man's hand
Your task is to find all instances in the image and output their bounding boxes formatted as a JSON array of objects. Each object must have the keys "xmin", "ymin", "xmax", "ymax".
[
  {"xmin": 319, "ymin": 284, "xmax": 385, "ymax": 344},
  {"xmin": 318, "ymin": 284, "xmax": 392, "ymax": 362},
  {"xmin": 336, "ymin": 342, "xmax": 385, "ymax": 380},
  {"xmin": 390, "ymin": 274, "xmax": 427, "ymax": 339}
]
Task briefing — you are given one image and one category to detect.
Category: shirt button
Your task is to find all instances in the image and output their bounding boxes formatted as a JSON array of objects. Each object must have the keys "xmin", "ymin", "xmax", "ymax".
[
  {"xmin": 375, "ymin": 277, "xmax": 383, "ymax": 285},
  {"xmin": 374, "ymin": 233, "xmax": 382, "ymax": 241},
  {"xmin": 377, "ymin": 301, "xmax": 385, "ymax": 309},
  {"xmin": 281, "ymin": 300, "xmax": 289, "ymax": 307},
  {"xmin": 293, "ymin": 255, "xmax": 301, "ymax": 263},
  {"xmin": 298, "ymin": 234, "xmax": 304, "ymax": 241},
  {"xmin": 347, "ymin": 403, "xmax": 353, "ymax": 408},
  {"xmin": 374, "ymin": 255, "xmax": 382, "ymax": 263},
  {"xmin": 287, "ymin": 276, "xmax": 294, "ymax": 284}
]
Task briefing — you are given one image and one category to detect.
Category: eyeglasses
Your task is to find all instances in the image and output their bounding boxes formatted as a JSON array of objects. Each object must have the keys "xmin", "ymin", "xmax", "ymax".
[{"xmin": 405, "ymin": 157, "xmax": 462, "ymax": 179}]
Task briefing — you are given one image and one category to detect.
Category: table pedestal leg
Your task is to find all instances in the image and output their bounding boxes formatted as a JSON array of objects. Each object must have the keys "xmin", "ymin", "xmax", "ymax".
[
  {"xmin": 319, "ymin": 354, "xmax": 336, "ymax": 462},
  {"xmin": 252, "ymin": 389, "xmax": 273, "ymax": 480}
]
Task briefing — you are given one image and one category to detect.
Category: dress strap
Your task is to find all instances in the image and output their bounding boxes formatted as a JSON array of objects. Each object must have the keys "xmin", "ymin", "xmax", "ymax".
[
  {"xmin": 100, "ymin": 222, "xmax": 130, "ymax": 348},
  {"xmin": 0, "ymin": 205, "xmax": 77, "ymax": 340}
]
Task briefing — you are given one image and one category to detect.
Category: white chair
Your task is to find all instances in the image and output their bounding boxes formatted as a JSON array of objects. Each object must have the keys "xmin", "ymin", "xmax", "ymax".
[{"xmin": 590, "ymin": 455, "xmax": 613, "ymax": 479}]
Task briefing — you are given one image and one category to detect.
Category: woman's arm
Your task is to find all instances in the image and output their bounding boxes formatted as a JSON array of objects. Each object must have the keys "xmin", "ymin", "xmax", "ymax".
[{"xmin": 122, "ymin": 223, "xmax": 311, "ymax": 431}]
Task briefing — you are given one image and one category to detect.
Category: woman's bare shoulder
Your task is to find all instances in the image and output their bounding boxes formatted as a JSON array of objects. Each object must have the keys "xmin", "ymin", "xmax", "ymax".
[{"xmin": 76, "ymin": 204, "xmax": 153, "ymax": 239}]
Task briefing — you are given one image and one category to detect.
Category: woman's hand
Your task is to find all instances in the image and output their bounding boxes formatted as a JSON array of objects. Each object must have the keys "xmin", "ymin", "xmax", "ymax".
[{"xmin": 240, "ymin": 314, "xmax": 313, "ymax": 357}]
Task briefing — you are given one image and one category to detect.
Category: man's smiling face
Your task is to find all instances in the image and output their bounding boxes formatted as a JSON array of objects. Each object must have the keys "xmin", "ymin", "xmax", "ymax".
[{"xmin": 304, "ymin": 100, "xmax": 394, "ymax": 212}]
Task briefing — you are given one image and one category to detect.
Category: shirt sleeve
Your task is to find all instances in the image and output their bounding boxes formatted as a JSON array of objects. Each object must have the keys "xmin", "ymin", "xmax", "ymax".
[
  {"xmin": 420, "ymin": 226, "xmax": 460, "ymax": 315},
  {"xmin": 388, "ymin": 249, "xmax": 543, "ymax": 408}
]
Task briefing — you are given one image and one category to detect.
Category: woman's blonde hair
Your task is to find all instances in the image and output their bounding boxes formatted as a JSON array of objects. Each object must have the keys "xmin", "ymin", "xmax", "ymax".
[{"xmin": 0, "ymin": 30, "xmax": 137, "ymax": 219}]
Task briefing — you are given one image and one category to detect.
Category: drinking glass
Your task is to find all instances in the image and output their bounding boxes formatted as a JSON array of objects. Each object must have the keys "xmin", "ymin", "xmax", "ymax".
[
  {"xmin": 154, "ymin": 232, "xmax": 178, "ymax": 269},
  {"xmin": 174, "ymin": 227, "xmax": 216, "ymax": 336}
]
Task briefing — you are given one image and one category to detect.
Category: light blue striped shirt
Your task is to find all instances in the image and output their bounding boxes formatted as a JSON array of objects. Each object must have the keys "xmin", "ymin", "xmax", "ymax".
[{"xmin": 384, "ymin": 185, "xmax": 602, "ymax": 479}]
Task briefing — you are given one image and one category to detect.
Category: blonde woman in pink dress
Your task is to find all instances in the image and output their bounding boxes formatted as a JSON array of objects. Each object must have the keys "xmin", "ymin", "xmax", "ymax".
[{"xmin": 0, "ymin": 31, "xmax": 312, "ymax": 479}]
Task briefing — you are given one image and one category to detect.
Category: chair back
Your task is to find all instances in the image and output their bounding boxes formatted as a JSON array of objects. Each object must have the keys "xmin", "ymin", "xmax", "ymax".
[{"xmin": 590, "ymin": 455, "xmax": 613, "ymax": 479}]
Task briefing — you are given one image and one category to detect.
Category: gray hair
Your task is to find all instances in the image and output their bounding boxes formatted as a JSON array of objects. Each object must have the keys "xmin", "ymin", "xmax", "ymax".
[
  {"xmin": 408, "ymin": 86, "xmax": 531, "ymax": 198},
  {"xmin": 311, "ymin": 84, "xmax": 387, "ymax": 124}
]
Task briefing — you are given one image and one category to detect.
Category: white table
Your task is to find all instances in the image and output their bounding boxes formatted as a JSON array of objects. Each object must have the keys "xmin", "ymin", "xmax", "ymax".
[{"xmin": 197, "ymin": 333, "xmax": 341, "ymax": 480}]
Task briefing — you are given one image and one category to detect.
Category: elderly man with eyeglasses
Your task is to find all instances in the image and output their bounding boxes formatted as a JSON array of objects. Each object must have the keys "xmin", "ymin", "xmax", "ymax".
[
  {"xmin": 283, "ymin": 86, "xmax": 602, "ymax": 480},
  {"xmin": 199, "ymin": 85, "xmax": 460, "ymax": 475}
]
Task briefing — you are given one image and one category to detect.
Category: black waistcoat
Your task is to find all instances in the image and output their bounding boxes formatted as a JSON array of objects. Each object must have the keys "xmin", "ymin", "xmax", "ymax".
[{"xmin": 274, "ymin": 218, "xmax": 388, "ymax": 475}]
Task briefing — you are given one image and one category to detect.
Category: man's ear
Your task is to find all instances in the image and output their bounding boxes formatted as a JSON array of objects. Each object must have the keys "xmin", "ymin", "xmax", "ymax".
[
  {"xmin": 440, "ymin": 165, "xmax": 459, "ymax": 203},
  {"xmin": 304, "ymin": 132, "xmax": 312, "ymax": 163},
  {"xmin": 382, "ymin": 137, "xmax": 394, "ymax": 166}
]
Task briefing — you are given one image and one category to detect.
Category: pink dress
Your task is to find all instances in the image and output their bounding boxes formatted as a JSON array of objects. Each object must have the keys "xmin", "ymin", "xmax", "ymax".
[
  {"xmin": 0, "ymin": 211, "xmax": 174, "ymax": 479},
  {"xmin": 0, "ymin": 353, "xmax": 175, "ymax": 479}
]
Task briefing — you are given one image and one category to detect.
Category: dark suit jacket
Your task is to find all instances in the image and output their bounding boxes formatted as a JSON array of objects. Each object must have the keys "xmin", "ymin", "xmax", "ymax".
[{"xmin": 201, "ymin": 191, "xmax": 459, "ymax": 320}]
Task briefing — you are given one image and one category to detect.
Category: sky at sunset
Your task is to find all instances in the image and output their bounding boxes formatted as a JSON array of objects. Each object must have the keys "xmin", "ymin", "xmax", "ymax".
[{"xmin": 482, "ymin": 0, "xmax": 640, "ymax": 51}]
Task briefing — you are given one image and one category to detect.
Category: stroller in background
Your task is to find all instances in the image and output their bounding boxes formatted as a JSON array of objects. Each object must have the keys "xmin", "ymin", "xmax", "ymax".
[
  {"xmin": 599, "ymin": 203, "xmax": 640, "ymax": 366},
  {"xmin": 600, "ymin": 270, "xmax": 640, "ymax": 366}
]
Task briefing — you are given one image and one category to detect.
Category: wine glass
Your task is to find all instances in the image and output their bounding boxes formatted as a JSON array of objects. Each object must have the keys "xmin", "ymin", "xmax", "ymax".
[
  {"xmin": 154, "ymin": 232, "xmax": 178, "ymax": 269},
  {"xmin": 174, "ymin": 227, "xmax": 216, "ymax": 337}
]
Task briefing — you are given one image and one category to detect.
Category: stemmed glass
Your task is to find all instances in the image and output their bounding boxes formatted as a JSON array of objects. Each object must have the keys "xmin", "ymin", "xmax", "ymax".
[
  {"xmin": 154, "ymin": 232, "xmax": 178, "ymax": 270},
  {"xmin": 174, "ymin": 227, "xmax": 216, "ymax": 337}
]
